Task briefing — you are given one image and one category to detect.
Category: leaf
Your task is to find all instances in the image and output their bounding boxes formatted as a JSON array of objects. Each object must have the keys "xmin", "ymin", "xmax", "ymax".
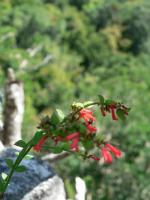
[
  {"xmin": 59, "ymin": 143, "xmax": 70, "ymax": 151},
  {"xmin": 51, "ymin": 109, "xmax": 65, "ymax": 125},
  {"xmin": 105, "ymin": 99, "xmax": 115, "ymax": 105},
  {"xmin": 15, "ymin": 140, "xmax": 26, "ymax": 148},
  {"xmin": 0, "ymin": 180, "xmax": 4, "ymax": 192},
  {"xmin": 24, "ymin": 154, "xmax": 33, "ymax": 160},
  {"xmin": 98, "ymin": 95, "xmax": 105, "ymax": 104},
  {"xmin": 50, "ymin": 147, "xmax": 63, "ymax": 154},
  {"xmin": 31, "ymin": 131, "xmax": 45, "ymax": 145},
  {"xmin": 83, "ymin": 140, "xmax": 93, "ymax": 150},
  {"xmin": 15, "ymin": 165, "xmax": 26, "ymax": 173},
  {"xmin": 6, "ymin": 159, "xmax": 13, "ymax": 168},
  {"xmin": 56, "ymin": 109, "xmax": 65, "ymax": 121},
  {"xmin": 50, "ymin": 111, "xmax": 60, "ymax": 126},
  {"xmin": 1, "ymin": 173, "xmax": 7, "ymax": 180},
  {"xmin": 116, "ymin": 109, "xmax": 126, "ymax": 120}
]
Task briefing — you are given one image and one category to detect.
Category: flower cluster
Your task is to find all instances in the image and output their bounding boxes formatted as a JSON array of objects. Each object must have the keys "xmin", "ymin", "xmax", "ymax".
[
  {"xmin": 33, "ymin": 96, "xmax": 130, "ymax": 164},
  {"xmin": 0, "ymin": 96, "xmax": 130, "ymax": 197}
]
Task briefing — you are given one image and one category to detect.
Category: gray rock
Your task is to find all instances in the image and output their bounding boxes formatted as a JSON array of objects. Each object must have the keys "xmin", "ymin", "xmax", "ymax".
[{"xmin": 0, "ymin": 148, "xmax": 66, "ymax": 200}]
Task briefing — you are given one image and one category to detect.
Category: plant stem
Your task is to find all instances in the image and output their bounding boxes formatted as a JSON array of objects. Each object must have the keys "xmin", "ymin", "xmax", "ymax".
[{"xmin": 2, "ymin": 145, "xmax": 32, "ymax": 197}]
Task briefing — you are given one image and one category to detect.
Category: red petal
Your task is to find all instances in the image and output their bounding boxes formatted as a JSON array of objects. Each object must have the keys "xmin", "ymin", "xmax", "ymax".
[
  {"xmin": 101, "ymin": 147, "xmax": 113, "ymax": 164},
  {"xmin": 86, "ymin": 123, "xmax": 97, "ymax": 133},
  {"xmin": 70, "ymin": 137, "xmax": 79, "ymax": 151},
  {"xmin": 110, "ymin": 108, "xmax": 118, "ymax": 120},
  {"xmin": 79, "ymin": 109, "xmax": 96, "ymax": 123},
  {"xmin": 66, "ymin": 132, "xmax": 79, "ymax": 140},
  {"xmin": 105, "ymin": 143, "xmax": 122, "ymax": 158},
  {"xmin": 33, "ymin": 136, "xmax": 48, "ymax": 152}
]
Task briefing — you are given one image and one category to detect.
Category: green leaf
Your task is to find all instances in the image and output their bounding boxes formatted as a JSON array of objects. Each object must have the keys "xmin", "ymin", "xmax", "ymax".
[
  {"xmin": 15, "ymin": 165, "xmax": 26, "ymax": 173},
  {"xmin": 50, "ymin": 111, "xmax": 60, "ymax": 126},
  {"xmin": 56, "ymin": 109, "xmax": 65, "ymax": 121},
  {"xmin": 51, "ymin": 109, "xmax": 65, "ymax": 125},
  {"xmin": 31, "ymin": 131, "xmax": 45, "ymax": 145},
  {"xmin": 1, "ymin": 173, "xmax": 7, "ymax": 180},
  {"xmin": 105, "ymin": 99, "xmax": 115, "ymax": 105},
  {"xmin": 98, "ymin": 95, "xmax": 105, "ymax": 104},
  {"xmin": 83, "ymin": 140, "xmax": 93, "ymax": 150},
  {"xmin": 50, "ymin": 147, "xmax": 63, "ymax": 154},
  {"xmin": 116, "ymin": 109, "xmax": 125, "ymax": 120},
  {"xmin": 15, "ymin": 140, "xmax": 26, "ymax": 148},
  {"xmin": 59, "ymin": 143, "xmax": 70, "ymax": 151},
  {"xmin": 6, "ymin": 159, "xmax": 13, "ymax": 168},
  {"xmin": 24, "ymin": 154, "xmax": 33, "ymax": 160},
  {"xmin": 0, "ymin": 180, "xmax": 4, "ymax": 192}
]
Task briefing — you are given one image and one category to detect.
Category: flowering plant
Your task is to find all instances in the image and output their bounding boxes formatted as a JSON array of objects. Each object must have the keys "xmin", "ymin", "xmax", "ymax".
[{"xmin": 0, "ymin": 95, "xmax": 130, "ymax": 198}]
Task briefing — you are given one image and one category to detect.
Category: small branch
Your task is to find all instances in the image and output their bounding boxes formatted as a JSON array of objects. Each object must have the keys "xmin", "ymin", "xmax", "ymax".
[{"xmin": 41, "ymin": 152, "xmax": 69, "ymax": 162}]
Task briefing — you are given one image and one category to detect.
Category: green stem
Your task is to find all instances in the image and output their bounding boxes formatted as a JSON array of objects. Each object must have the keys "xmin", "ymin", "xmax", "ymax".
[{"xmin": 2, "ymin": 144, "xmax": 33, "ymax": 196}]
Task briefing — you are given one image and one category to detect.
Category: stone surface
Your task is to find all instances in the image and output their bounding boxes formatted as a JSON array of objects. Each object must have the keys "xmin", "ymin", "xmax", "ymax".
[{"xmin": 0, "ymin": 148, "xmax": 66, "ymax": 200}]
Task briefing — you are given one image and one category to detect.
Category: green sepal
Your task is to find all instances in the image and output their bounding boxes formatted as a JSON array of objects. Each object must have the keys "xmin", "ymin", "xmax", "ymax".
[
  {"xmin": 15, "ymin": 140, "xmax": 26, "ymax": 148},
  {"xmin": 15, "ymin": 165, "xmax": 26, "ymax": 173},
  {"xmin": 6, "ymin": 159, "xmax": 14, "ymax": 168}
]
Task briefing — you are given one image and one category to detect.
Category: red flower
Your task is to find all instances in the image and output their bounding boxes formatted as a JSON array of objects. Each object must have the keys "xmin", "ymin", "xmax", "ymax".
[
  {"xmin": 101, "ymin": 147, "xmax": 113, "ymax": 164},
  {"xmin": 86, "ymin": 123, "xmax": 97, "ymax": 133},
  {"xmin": 90, "ymin": 155, "xmax": 100, "ymax": 161},
  {"xmin": 109, "ymin": 104, "xmax": 118, "ymax": 120},
  {"xmin": 66, "ymin": 132, "xmax": 79, "ymax": 140},
  {"xmin": 70, "ymin": 137, "xmax": 79, "ymax": 151},
  {"xmin": 66, "ymin": 132, "xmax": 80, "ymax": 151},
  {"xmin": 105, "ymin": 143, "xmax": 122, "ymax": 158},
  {"xmin": 79, "ymin": 109, "xmax": 96, "ymax": 123},
  {"xmin": 33, "ymin": 136, "xmax": 48, "ymax": 152}
]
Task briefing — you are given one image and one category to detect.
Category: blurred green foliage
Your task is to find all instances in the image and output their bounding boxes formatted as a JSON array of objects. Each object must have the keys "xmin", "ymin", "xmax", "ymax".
[{"xmin": 0, "ymin": 0, "xmax": 149, "ymax": 199}]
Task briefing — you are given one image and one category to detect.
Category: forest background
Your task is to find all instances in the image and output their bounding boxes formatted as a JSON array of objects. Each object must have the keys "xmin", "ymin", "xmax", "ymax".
[{"xmin": 0, "ymin": 0, "xmax": 149, "ymax": 199}]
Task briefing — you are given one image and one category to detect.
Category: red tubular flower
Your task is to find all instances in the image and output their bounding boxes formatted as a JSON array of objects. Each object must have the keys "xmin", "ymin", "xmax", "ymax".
[
  {"xmin": 79, "ymin": 109, "xmax": 96, "ymax": 123},
  {"xmin": 105, "ymin": 143, "xmax": 122, "ymax": 158},
  {"xmin": 66, "ymin": 132, "xmax": 79, "ymax": 140},
  {"xmin": 100, "ymin": 106, "xmax": 106, "ymax": 117},
  {"xmin": 90, "ymin": 155, "xmax": 100, "ymax": 161},
  {"xmin": 70, "ymin": 137, "xmax": 79, "ymax": 151},
  {"xmin": 101, "ymin": 147, "xmax": 113, "ymax": 164},
  {"xmin": 109, "ymin": 105, "xmax": 118, "ymax": 120},
  {"xmin": 33, "ymin": 136, "xmax": 48, "ymax": 152},
  {"xmin": 86, "ymin": 123, "xmax": 97, "ymax": 133},
  {"xmin": 66, "ymin": 132, "xmax": 80, "ymax": 151}
]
